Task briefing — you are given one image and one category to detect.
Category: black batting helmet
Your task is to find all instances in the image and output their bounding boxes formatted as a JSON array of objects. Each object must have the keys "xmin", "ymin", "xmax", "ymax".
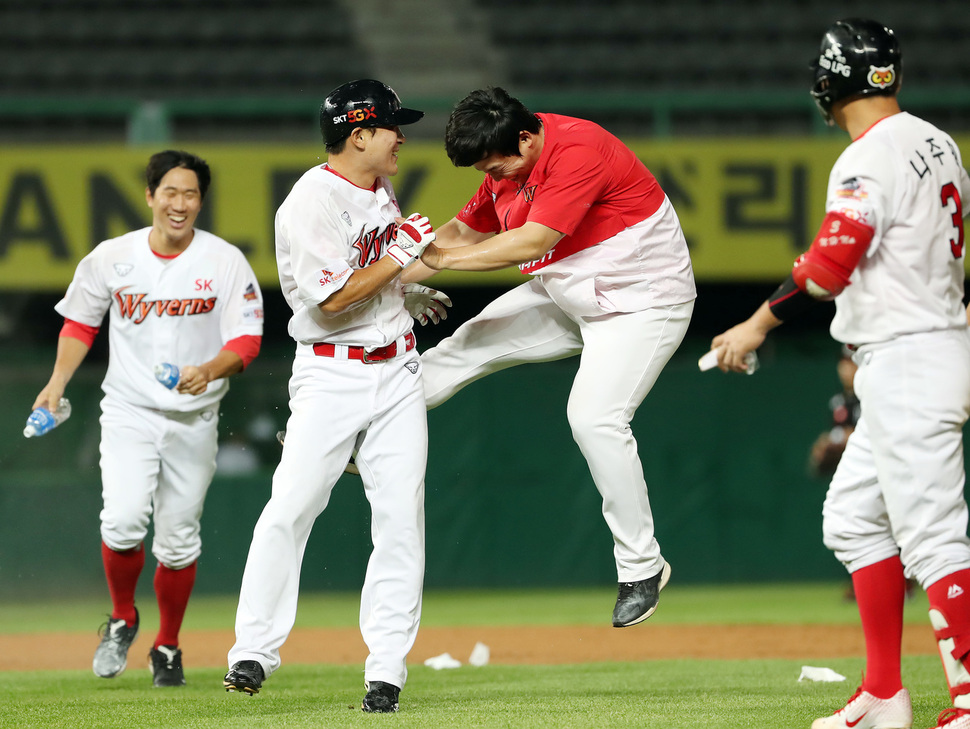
[
  {"xmin": 810, "ymin": 18, "xmax": 901, "ymax": 125},
  {"xmin": 320, "ymin": 79, "xmax": 424, "ymax": 146}
]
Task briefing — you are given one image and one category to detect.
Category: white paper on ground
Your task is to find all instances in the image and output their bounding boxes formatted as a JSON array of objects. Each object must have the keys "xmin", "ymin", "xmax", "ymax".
[
  {"xmin": 424, "ymin": 652, "xmax": 462, "ymax": 670},
  {"xmin": 468, "ymin": 641, "xmax": 490, "ymax": 667}
]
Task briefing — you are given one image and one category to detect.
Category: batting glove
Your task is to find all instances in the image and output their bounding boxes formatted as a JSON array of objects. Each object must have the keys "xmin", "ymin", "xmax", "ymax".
[
  {"xmin": 403, "ymin": 283, "xmax": 452, "ymax": 325},
  {"xmin": 386, "ymin": 213, "xmax": 435, "ymax": 268}
]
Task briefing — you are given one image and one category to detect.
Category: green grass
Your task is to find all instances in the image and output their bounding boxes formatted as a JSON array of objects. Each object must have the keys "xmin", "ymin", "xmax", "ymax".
[
  {"xmin": 0, "ymin": 584, "xmax": 946, "ymax": 728},
  {"xmin": 0, "ymin": 658, "xmax": 953, "ymax": 728}
]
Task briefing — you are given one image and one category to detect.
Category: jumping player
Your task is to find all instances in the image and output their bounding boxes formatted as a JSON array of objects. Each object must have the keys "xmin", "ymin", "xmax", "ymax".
[
  {"xmin": 413, "ymin": 86, "xmax": 696, "ymax": 628},
  {"xmin": 32, "ymin": 150, "xmax": 264, "ymax": 687},
  {"xmin": 224, "ymin": 80, "xmax": 436, "ymax": 713},
  {"xmin": 710, "ymin": 19, "xmax": 970, "ymax": 729}
]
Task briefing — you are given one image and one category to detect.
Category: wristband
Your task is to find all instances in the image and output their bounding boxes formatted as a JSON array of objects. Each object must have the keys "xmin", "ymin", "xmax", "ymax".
[
  {"xmin": 768, "ymin": 274, "xmax": 819, "ymax": 321},
  {"xmin": 385, "ymin": 244, "xmax": 415, "ymax": 268}
]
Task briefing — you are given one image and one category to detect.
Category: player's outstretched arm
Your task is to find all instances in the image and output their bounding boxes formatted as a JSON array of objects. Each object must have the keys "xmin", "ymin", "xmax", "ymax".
[
  {"xmin": 422, "ymin": 221, "xmax": 562, "ymax": 272},
  {"xmin": 711, "ymin": 301, "xmax": 782, "ymax": 373},
  {"xmin": 33, "ymin": 335, "xmax": 90, "ymax": 411},
  {"xmin": 403, "ymin": 217, "xmax": 490, "ymax": 283},
  {"xmin": 710, "ymin": 207, "xmax": 874, "ymax": 374}
]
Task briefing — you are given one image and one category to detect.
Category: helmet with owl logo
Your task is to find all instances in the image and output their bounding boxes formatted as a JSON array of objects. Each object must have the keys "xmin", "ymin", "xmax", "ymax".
[{"xmin": 810, "ymin": 18, "xmax": 901, "ymax": 125}]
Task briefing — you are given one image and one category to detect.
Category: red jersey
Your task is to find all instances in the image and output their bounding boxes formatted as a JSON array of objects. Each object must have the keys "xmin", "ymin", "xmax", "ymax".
[{"xmin": 456, "ymin": 113, "xmax": 667, "ymax": 274}]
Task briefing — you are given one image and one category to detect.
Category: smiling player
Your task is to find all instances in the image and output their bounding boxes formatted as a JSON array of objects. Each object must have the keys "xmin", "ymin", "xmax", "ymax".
[
  {"xmin": 32, "ymin": 149, "xmax": 264, "ymax": 687},
  {"xmin": 224, "ymin": 80, "xmax": 435, "ymax": 714}
]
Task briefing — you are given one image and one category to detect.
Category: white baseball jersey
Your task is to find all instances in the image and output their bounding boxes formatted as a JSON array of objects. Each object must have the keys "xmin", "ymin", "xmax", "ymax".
[
  {"xmin": 55, "ymin": 227, "xmax": 264, "ymax": 412},
  {"xmin": 535, "ymin": 198, "xmax": 696, "ymax": 318},
  {"xmin": 275, "ymin": 163, "xmax": 411, "ymax": 347},
  {"xmin": 827, "ymin": 112, "xmax": 970, "ymax": 345}
]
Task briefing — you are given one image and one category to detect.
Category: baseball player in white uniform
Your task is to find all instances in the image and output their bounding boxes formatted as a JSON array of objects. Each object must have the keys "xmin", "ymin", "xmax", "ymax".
[
  {"xmin": 224, "ymin": 80, "xmax": 438, "ymax": 714},
  {"xmin": 710, "ymin": 19, "xmax": 970, "ymax": 729},
  {"xmin": 32, "ymin": 150, "xmax": 264, "ymax": 688},
  {"xmin": 410, "ymin": 87, "xmax": 696, "ymax": 628}
]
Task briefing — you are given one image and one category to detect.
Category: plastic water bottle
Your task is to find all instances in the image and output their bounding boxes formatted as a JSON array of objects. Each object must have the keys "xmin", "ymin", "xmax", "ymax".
[
  {"xmin": 743, "ymin": 351, "xmax": 760, "ymax": 375},
  {"xmin": 154, "ymin": 363, "xmax": 180, "ymax": 389},
  {"xmin": 23, "ymin": 397, "xmax": 72, "ymax": 438}
]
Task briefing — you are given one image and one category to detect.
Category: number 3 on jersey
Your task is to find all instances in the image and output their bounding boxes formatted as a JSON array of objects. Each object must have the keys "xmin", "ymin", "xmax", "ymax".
[{"xmin": 941, "ymin": 182, "xmax": 965, "ymax": 259}]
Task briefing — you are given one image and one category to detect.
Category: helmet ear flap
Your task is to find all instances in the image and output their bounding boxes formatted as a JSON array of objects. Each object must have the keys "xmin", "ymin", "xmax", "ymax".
[{"xmin": 810, "ymin": 65, "xmax": 836, "ymax": 125}]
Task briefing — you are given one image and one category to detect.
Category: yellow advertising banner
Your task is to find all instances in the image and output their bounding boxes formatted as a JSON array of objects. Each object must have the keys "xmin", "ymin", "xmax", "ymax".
[{"xmin": 0, "ymin": 138, "xmax": 966, "ymax": 291}]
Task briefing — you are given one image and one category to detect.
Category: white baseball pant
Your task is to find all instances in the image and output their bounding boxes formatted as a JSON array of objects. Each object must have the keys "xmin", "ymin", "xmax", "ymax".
[
  {"xmin": 822, "ymin": 328, "xmax": 970, "ymax": 587},
  {"xmin": 99, "ymin": 395, "xmax": 218, "ymax": 569},
  {"xmin": 229, "ymin": 343, "xmax": 426, "ymax": 689},
  {"xmin": 422, "ymin": 277, "xmax": 693, "ymax": 581}
]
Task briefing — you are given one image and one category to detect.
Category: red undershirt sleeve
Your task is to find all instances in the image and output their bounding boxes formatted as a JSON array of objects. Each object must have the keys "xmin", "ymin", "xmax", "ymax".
[
  {"xmin": 221, "ymin": 334, "xmax": 262, "ymax": 370},
  {"xmin": 60, "ymin": 318, "xmax": 100, "ymax": 347}
]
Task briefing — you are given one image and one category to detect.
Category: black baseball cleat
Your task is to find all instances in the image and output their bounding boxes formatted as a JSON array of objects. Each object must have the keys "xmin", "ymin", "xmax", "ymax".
[
  {"xmin": 149, "ymin": 645, "xmax": 186, "ymax": 687},
  {"xmin": 612, "ymin": 562, "xmax": 672, "ymax": 627},
  {"xmin": 361, "ymin": 681, "xmax": 400, "ymax": 713},
  {"xmin": 224, "ymin": 660, "xmax": 265, "ymax": 695}
]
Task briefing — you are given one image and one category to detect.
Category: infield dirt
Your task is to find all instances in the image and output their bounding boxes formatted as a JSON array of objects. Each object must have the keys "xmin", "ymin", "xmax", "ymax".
[{"xmin": 1, "ymin": 622, "xmax": 938, "ymax": 672}]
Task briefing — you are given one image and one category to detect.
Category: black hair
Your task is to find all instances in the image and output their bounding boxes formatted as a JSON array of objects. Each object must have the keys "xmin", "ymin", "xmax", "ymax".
[
  {"xmin": 444, "ymin": 87, "xmax": 541, "ymax": 167},
  {"xmin": 145, "ymin": 150, "xmax": 212, "ymax": 199},
  {"xmin": 325, "ymin": 137, "xmax": 348, "ymax": 155}
]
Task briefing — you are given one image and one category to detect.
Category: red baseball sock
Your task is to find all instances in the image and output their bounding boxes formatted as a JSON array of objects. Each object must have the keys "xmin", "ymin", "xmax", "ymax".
[
  {"xmin": 102, "ymin": 541, "xmax": 144, "ymax": 626},
  {"xmin": 153, "ymin": 561, "xmax": 197, "ymax": 649},
  {"xmin": 927, "ymin": 568, "xmax": 970, "ymax": 707},
  {"xmin": 854, "ymin": 556, "xmax": 906, "ymax": 699}
]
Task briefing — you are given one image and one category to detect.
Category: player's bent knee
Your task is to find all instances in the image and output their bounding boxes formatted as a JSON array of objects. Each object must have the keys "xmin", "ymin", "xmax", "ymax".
[
  {"xmin": 152, "ymin": 545, "xmax": 201, "ymax": 571},
  {"xmin": 901, "ymin": 551, "xmax": 970, "ymax": 590},
  {"xmin": 825, "ymin": 539, "xmax": 902, "ymax": 576},
  {"xmin": 566, "ymin": 404, "xmax": 624, "ymax": 443},
  {"xmin": 100, "ymin": 527, "xmax": 149, "ymax": 553}
]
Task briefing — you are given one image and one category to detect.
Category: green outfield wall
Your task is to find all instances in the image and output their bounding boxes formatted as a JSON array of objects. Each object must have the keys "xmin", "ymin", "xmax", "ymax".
[{"xmin": 0, "ymin": 334, "xmax": 887, "ymax": 599}]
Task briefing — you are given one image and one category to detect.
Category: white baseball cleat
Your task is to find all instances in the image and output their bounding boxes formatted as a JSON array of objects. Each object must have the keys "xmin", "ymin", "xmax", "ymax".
[
  {"xmin": 811, "ymin": 687, "xmax": 912, "ymax": 729},
  {"xmin": 932, "ymin": 708, "xmax": 970, "ymax": 728}
]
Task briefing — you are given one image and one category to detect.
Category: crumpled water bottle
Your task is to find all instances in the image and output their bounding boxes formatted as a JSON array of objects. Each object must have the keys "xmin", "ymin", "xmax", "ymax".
[
  {"xmin": 24, "ymin": 397, "xmax": 72, "ymax": 438},
  {"xmin": 742, "ymin": 351, "xmax": 760, "ymax": 375},
  {"xmin": 154, "ymin": 363, "xmax": 180, "ymax": 389}
]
